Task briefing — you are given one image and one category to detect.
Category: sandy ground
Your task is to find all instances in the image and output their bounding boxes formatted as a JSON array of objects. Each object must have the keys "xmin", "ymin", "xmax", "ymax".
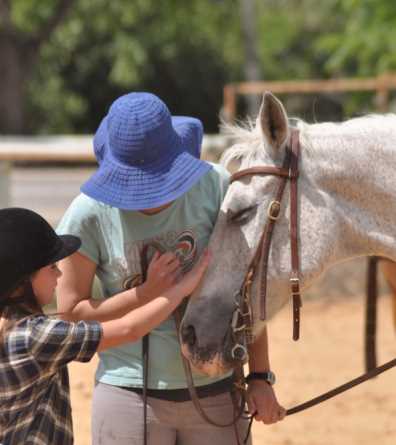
[
  {"xmin": 69, "ymin": 292, "xmax": 396, "ymax": 445},
  {"xmin": 11, "ymin": 167, "xmax": 395, "ymax": 443}
]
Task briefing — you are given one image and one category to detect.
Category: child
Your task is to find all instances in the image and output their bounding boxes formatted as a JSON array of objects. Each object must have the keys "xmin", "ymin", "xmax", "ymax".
[{"xmin": 0, "ymin": 207, "xmax": 209, "ymax": 445}]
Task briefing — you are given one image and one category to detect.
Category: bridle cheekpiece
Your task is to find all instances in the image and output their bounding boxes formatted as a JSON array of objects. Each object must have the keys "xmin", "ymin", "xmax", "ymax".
[{"xmin": 229, "ymin": 128, "xmax": 302, "ymax": 362}]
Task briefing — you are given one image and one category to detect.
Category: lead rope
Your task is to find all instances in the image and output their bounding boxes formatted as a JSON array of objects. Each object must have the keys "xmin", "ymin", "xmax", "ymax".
[
  {"xmin": 141, "ymin": 245, "xmax": 150, "ymax": 445},
  {"xmin": 242, "ymin": 352, "xmax": 396, "ymax": 443},
  {"xmin": 173, "ymin": 307, "xmax": 247, "ymax": 445},
  {"xmin": 141, "ymin": 244, "xmax": 247, "ymax": 445}
]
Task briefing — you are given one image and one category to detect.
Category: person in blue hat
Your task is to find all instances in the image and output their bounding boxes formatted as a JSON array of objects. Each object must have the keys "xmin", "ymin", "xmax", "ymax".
[
  {"xmin": 0, "ymin": 207, "xmax": 208, "ymax": 445},
  {"xmin": 56, "ymin": 92, "xmax": 284, "ymax": 445}
]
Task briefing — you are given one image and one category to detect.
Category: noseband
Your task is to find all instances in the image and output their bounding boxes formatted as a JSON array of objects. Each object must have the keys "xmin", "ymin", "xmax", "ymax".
[{"xmin": 230, "ymin": 128, "xmax": 302, "ymax": 359}]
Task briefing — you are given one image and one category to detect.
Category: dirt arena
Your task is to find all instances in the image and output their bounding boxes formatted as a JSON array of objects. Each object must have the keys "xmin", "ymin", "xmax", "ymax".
[{"xmin": 69, "ymin": 292, "xmax": 396, "ymax": 445}]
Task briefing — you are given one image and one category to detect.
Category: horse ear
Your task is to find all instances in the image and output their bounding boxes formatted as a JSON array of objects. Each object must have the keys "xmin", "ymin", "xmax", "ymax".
[{"xmin": 258, "ymin": 91, "xmax": 289, "ymax": 151}]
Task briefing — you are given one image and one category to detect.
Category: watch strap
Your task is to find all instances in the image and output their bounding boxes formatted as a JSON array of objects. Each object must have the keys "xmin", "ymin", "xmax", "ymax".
[{"xmin": 245, "ymin": 371, "xmax": 276, "ymax": 385}]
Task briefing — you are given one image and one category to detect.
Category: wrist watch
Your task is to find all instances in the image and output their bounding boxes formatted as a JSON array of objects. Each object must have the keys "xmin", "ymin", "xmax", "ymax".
[{"xmin": 246, "ymin": 371, "xmax": 276, "ymax": 386}]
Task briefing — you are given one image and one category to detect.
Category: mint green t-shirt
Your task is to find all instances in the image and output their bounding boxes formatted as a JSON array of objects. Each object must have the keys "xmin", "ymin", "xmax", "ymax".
[{"xmin": 57, "ymin": 163, "xmax": 230, "ymax": 389}]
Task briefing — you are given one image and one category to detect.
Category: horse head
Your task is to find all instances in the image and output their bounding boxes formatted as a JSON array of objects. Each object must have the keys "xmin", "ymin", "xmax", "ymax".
[{"xmin": 180, "ymin": 91, "xmax": 396, "ymax": 376}]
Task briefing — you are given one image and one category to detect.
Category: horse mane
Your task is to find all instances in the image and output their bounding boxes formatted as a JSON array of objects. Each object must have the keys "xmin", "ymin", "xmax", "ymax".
[
  {"xmin": 220, "ymin": 113, "xmax": 396, "ymax": 169},
  {"xmin": 219, "ymin": 117, "xmax": 308, "ymax": 168},
  {"xmin": 220, "ymin": 118, "xmax": 268, "ymax": 169}
]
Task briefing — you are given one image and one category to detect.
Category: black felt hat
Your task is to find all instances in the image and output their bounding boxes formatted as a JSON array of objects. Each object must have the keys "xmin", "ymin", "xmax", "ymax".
[{"xmin": 0, "ymin": 207, "xmax": 81, "ymax": 296}]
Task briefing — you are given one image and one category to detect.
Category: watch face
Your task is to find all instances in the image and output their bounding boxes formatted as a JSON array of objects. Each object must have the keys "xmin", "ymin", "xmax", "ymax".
[{"xmin": 266, "ymin": 371, "xmax": 276, "ymax": 385}]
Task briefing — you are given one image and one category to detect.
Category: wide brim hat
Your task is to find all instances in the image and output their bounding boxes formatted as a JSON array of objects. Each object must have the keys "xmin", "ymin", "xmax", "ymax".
[
  {"xmin": 0, "ymin": 208, "xmax": 81, "ymax": 297},
  {"xmin": 81, "ymin": 92, "xmax": 212, "ymax": 210}
]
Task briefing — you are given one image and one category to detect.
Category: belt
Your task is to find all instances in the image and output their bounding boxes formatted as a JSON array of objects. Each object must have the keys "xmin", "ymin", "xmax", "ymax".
[{"xmin": 120, "ymin": 376, "xmax": 234, "ymax": 402}]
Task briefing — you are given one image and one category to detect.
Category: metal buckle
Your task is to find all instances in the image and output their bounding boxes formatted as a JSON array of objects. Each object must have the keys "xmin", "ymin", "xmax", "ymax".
[
  {"xmin": 268, "ymin": 200, "xmax": 281, "ymax": 221},
  {"xmin": 244, "ymin": 326, "xmax": 255, "ymax": 344},
  {"xmin": 290, "ymin": 277, "xmax": 300, "ymax": 295},
  {"xmin": 231, "ymin": 308, "xmax": 246, "ymax": 332},
  {"xmin": 231, "ymin": 343, "xmax": 248, "ymax": 361}
]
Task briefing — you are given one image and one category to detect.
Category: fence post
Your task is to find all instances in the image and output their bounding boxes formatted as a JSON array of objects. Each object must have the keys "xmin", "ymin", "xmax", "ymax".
[
  {"xmin": 0, "ymin": 161, "xmax": 11, "ymax": 208},
  {"xmin": 223, "ymin": 84, "xmax": 237, "ymax": 123},
  {"xmin": 375, "ymin": 73, "xmax": 390, "ymax": 112}
]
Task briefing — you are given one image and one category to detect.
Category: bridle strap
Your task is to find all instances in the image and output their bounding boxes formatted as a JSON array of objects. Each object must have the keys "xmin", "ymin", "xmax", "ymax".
[
  {"xmin": 289, "ymin": 129, "xmax": 302, "ymax": 340},
  {"xmin": 231, "ymin": 166, "xmax": 290, "ymax": 181},
  {"xmin": 258, "ymin": 151, "xmax": 291, "ymax": 321},
  {"xmin": 230, "ymin": 128, "xmax": 301, "ymax": 341}
]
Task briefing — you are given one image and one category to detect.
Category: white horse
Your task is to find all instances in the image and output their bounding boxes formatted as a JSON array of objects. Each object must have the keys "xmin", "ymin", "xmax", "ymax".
[{"xmin": 180, "ymin": 91, "xmax": 396, "ymax": 376}]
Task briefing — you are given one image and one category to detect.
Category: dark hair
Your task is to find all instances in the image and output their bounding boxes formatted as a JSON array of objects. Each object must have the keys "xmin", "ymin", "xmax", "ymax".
[{"xmin": 0, "ymin": 280, "xmax": 43, "ymax": 342}]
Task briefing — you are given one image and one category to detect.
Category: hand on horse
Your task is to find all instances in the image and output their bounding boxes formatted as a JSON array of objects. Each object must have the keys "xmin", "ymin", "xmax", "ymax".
[
  {"xmin": 140, "ymin": 251, "xmax": 181, "ymax": 299},
  {"xmin": 173, "ymin": 249, "xmax": 211, "ymax": 298},
  {"xmin": 246, "ymin": 380, "xmax": 286, "ymax": 424}
]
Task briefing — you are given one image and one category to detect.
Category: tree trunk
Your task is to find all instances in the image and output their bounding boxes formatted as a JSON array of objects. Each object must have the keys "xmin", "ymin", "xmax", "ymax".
[
  {"xmin": 0, "ymin": 0, "xmax": 76, "ymax": 134},
  {"xmin": 0, "ymin": 37, "xmax": 33, "ymax": 134},
  {"xmin": 240, "ymin": 0, "xmax": 261, "ymax": 117}
]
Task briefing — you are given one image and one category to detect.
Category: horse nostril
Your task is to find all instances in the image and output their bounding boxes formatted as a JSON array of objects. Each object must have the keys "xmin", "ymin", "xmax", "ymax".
[{"xmin": 181, "ymin": 325, "xmax": 197, "ymax": 348}]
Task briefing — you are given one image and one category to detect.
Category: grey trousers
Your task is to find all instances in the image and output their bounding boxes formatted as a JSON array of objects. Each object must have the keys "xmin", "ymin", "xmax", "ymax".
[{"xmin": 91, "ymin": 382, "xmax": 251, "ymax": 445}]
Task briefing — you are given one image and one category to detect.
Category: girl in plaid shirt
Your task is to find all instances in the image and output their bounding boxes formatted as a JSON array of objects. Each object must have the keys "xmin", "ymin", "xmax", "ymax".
[{"xmin": 0, "ymin": 207, "xmax": 209, "ymax": 445}]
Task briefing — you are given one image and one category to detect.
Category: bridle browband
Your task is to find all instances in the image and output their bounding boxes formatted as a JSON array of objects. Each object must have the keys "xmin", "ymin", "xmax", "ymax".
[{"xmin": 230, "ymin": 128, "xmax": 302, "ymax": 347}]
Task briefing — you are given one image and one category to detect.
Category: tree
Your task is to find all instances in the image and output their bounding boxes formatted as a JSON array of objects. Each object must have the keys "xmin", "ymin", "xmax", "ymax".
[
  {"xmin": 28, "ymin": 0, "xmax": 243, "ymax": 133},
  {"xmin": 0, "ymin": 0, "xmax": 76, "ymax": 133},
  {"xmin": 240, "ymin": 0, "xmax": 261, "ymax": 116}
]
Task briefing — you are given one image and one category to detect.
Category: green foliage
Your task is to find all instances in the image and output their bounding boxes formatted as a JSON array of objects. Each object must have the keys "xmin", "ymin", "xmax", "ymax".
[
  {"xmin": 315, "ymin": 0, "xmax": 396, "ymax": 76},
  {"xmin": 27, "ymin": 0, "xmax": 242, "ymax": 133},
  {"xmin": 6, "ymin": 0, "xmax": 396, "ymax": 133},
  {"xmin": 11, "ymin": 0, "xmax": 59, "ymax": 33}
]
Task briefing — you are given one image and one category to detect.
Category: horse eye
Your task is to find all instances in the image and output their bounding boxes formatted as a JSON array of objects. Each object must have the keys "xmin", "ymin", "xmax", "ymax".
[{"xmin": 227, "ymin": 205, "xmax": 257, "ymax": 225}]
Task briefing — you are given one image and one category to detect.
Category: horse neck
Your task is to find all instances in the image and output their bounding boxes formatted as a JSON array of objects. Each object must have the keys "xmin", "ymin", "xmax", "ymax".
[{"xmin": 301, "ymin": 116, "xmax": 396, "ymax": 262}]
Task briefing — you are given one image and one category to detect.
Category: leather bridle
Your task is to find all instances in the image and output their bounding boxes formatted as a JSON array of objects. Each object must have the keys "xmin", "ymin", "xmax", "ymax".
[{"xmin": 230, "ymin": 128, "xmax": 302, "ymax": 350}]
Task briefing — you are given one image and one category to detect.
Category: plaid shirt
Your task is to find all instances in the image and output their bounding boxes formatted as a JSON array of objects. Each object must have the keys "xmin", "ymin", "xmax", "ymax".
[{"xmin": 0, "ymin": 310, "xmax": 102, "ymax": 445}]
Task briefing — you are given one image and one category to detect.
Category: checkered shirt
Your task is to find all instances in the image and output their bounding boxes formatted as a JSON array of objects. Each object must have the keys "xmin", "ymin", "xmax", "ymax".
[{"xmin": 0, "ymin": 312, "xmax": 102, "ymax": 445}]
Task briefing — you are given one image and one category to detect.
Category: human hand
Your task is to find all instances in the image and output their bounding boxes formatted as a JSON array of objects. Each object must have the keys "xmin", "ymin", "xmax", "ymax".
[
  {"xmin": 246, "ymin": 379, "xmax": 286, "ymax": 424},
  {"xmin": 140, "ymin": 251, "xmax": 181, "ymax": 299},
  {"xmin": 173, "ymin": 249, "xmax": 210, "ymax": 299}
]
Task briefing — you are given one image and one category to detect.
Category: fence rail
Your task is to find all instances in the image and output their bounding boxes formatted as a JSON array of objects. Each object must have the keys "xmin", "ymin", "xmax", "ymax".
[
  {"xmin": 223, "ymin": 73, "xmax": 396, "ymax": 121},
  {"xmin": 0, "ymin": 134, "xmax": 230, "ymax": 208}
]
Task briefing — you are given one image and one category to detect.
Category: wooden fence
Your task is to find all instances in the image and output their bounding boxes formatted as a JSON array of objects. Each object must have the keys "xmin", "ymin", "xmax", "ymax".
[
  {"xmin": 0, "ymin": 135, "xmax": 229, "ymax": 208},
  {"xmin": 223, "ymin": 72, "xmax": 396, "ymax": 122}
]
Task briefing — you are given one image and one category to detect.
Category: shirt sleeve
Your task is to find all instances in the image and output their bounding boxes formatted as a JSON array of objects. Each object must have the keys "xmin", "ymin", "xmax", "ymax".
[
  {"xmin": 56, "ymin": 194, "xmax": 102, "ymax": 264},
  {"xmin": 26, "ymin": 316, "xmax": 102, "ymax": 371}
]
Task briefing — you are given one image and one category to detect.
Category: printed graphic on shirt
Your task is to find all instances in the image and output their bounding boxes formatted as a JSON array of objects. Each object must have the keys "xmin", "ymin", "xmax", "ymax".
[{"xmin": 122, "ymin": 229, "xmax": 197, "ymax": 290}]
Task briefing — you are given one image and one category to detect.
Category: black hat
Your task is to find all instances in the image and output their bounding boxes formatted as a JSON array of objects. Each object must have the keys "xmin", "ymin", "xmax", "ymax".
[{"xmin": 0, "ymin": 207, "xmax": 81, "ymax": 296}]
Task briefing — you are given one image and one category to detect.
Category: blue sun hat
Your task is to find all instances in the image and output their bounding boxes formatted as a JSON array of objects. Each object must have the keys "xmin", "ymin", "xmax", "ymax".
[{"xmin": 81, "ymin": 92, "xmax": 212, "ymax": 210}]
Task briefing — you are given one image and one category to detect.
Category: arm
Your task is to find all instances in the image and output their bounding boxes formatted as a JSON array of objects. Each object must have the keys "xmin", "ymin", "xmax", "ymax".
[
  {"xmin": 57, "ymin": 250, "xmax": 180, "ymax": 322},
  {"xmin": 246, "ymin": 326, "xmax": 286, "ymax": 424},
  {"xmin": 97, "ymin": 250, "xmax": 210, "ymax": 350}
]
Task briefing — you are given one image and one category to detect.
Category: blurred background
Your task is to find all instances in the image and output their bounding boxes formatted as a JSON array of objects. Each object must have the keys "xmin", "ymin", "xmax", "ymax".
[{"xmin": 2, "ymin": 0, "xmax": 396, "ymax": 136}]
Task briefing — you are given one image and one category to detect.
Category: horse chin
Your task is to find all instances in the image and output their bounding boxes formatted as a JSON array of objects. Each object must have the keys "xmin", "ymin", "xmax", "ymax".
[{"xmin": 180, "ymin": 343, "xmax": 231, "ymax": 377}]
